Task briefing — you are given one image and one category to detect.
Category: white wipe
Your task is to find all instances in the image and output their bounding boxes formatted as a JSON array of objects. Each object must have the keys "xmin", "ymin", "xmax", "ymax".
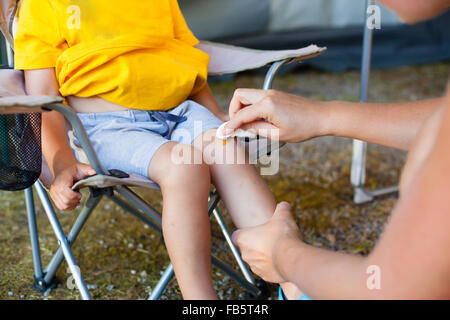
[{"xmin": 216, "ymin": 121, "xmax": 258, "ymax": 140}]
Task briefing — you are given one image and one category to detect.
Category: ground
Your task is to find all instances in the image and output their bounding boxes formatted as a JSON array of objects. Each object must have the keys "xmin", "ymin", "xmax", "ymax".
[{"xmin": 0, "ymin": 62, "xmax": 448, "ymax": 300}]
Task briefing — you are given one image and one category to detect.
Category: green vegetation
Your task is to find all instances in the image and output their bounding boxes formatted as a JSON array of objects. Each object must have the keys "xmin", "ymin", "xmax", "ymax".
[{"xmin": 0, "ymin": 62, "xmax": 448, "ymax": 299}]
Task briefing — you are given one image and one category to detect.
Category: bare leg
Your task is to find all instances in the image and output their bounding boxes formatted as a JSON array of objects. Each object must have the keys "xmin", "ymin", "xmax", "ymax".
[
  {"xmin": 148, "ymin": 142, "xmax": 217, "ymax": 300},
  {"xmin": 193, "ymin": 129, "xmax": 304, "ymax": 299}
]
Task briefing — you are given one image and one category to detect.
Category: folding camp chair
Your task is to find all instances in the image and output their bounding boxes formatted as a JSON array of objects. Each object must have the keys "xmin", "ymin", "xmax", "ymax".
[
  {"xmin": 0, "ymin": 0, "xmax": 325, "ymax": 300},
  {"xmin": 350, "ymin": 0, "xmax": 398, "ymax": 203}
]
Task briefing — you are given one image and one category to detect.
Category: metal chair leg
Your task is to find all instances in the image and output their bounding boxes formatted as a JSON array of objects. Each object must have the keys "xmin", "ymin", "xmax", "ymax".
[
  {"xmin": 41, "ymin": 192, "xmax": 101, "ymax": 285},
  {"xmin": 148, "ymin": 256, "xmax": 261, "ymax": 300},
  {"xmin": 148, "ymin": 264, "xmax": 175, "ymax": 300},
  {"xmin": 212, "ymin": 207, "xmax": 255, "ymax": 285},
  {"xmin": 24, "ymin": 187, "xmax": 46, "ymax": 290},
  {"xmin": 207, "ymin": 192, "xmax": 263, "ymax": 297},
  {"xmin": 34, "ymin": 181, "xmax": 91, "ymax": 300},
  {"xmin": 107, "ymin": 192, "xmax": 161, "ymax": 233},
  {"xmin": 210, "ymin": 255, "xmax": 261, "ymax": 297},
  {"xmin": 139, "ymin": 189, "xmax": 263, "ymax": 299},
  {"xmin": 351, "ymin": 0, "xmax": 374, "ymax": 202},
  {"xmin": 351, "ymin": 0, "xmax": 398, "ymax": 203}
]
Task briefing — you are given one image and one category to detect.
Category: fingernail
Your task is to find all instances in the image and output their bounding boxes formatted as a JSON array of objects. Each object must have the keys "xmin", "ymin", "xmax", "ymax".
[{"xmin": 278, "ymin": 202, "xmax": 292, "ymax": 210}]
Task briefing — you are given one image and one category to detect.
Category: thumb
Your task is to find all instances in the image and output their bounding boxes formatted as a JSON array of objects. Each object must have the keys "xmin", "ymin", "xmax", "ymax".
[
  {"xmin": 273, "ymin": 202, "xmax": 292, "ymax": 219},
  {"xmin": 231, "ymin": 229, "xmax": 242, "ymax": 246},
  {"xmin": 76, "ymin": 163, "xmax": 96, "ymax": 180}
]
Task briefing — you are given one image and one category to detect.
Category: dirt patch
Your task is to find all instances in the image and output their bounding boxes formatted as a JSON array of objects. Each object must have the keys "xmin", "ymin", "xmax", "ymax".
[{"xmin": 0, "ymin": 62, "xmax": 448, "ymax": 299}]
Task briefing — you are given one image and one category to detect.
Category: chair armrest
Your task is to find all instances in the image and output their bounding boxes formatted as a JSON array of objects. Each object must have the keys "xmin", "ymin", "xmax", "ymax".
[
  {"xmin": 198, "ymin": 41, "xmax": 326, "ymax": 76},
  {"xmin": 72, "ymin": 173, "xmax": 160, "ymax": 191},
  {"xmin": 0, "ymin": 70, "xmax": 63, "ymax": 113},
  {"xmin": 0, "ymin": 95, "xmax": 63, "ymax": 114},
  {"xmin": 40, "ymin": 152, "xmax": 153, "ymax": 192}
]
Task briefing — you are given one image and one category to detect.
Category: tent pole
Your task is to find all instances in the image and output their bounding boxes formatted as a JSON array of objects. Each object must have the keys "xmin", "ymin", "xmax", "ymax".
[
  {"xmin": 351, "ymin": 0, "xmax": 399, "ymax": 203},
  {"xmin": 351, "ymin": 0, "xmax": 375, "ymax": 204}
]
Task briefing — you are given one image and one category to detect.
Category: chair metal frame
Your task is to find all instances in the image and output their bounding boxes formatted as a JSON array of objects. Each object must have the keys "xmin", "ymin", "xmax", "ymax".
[
  {"xmin": 2, "ymin": 0, "xmax": 399, "ymax": 300},
  {"xmin": 2, "ymin": 31, "xmax": 292, "ymax": 299},
  {"xmin": 350, "ymin": 0, "xmax": 398, "ymax": 203}
]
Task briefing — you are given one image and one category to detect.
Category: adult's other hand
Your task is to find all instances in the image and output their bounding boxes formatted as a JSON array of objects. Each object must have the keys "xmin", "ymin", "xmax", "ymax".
[{"xmin": 232, "ymin": 202, "xmax": 301, "ymax": 283}]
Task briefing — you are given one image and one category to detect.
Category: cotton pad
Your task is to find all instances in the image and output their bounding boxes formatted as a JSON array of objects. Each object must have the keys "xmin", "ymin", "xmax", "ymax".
[{"xmin": 216, "ymin": 121, "xmax": 258, "ymax": 140}]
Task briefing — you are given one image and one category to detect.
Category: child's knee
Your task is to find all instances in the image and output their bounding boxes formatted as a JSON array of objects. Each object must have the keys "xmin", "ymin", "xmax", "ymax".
[
  {"xmin": 197, "ymin": 132, "xmax": 249, "ymax": 165},
  {"xmin": 193, "ymin": 129, "xmax": 247, "ymax": 165},
  {"xmin": 159, "ymin": 145, "xmax": 210, "ymax": 189}
]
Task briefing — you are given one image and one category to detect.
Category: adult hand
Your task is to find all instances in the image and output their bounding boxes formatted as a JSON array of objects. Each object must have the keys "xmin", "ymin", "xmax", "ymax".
[
  {"xmin": 217, "ymin": 112, "xmax": 230, "ymax": 123},
  {"xmin": 232, "ymin": 202, "xmax": 301, "ymax": 283},
  {"xmin": 50, "ymin": 162, "xmax": 96, "ymax": 211},
  {"xmin": 225, "ymin": 89, "xmax": 330, "ymax": 142}
]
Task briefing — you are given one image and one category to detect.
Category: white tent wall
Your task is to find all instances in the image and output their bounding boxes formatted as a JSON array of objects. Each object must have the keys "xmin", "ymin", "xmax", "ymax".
[
  {"xmin": 0, "ymin": 1, "xmax": 447, "ymax": 70},
  {"xmin": 180, "ymin": 0, "xmax": 450, "ymax": 72},
  {"xmin": 180, "ymin": 0, "xmax": 403, "ymax": 40},
  {"xmin": 269, "ymin": 0, "xmax": 402, "ymax": 31},
  {"xmin": 179, "ymin": 0, "xmax": 271, "ymax": 40}
]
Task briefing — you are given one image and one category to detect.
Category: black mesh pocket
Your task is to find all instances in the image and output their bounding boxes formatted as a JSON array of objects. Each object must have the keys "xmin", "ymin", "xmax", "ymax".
[{"xmin": 0, "ymin": 113, "xmax": 42, "ymax": 191}]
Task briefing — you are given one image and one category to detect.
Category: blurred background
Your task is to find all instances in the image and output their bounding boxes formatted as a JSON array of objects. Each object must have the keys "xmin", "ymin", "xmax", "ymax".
[
  {"xmin": 0, "ymin": 1, "xmax": 449, "ymax": 300},
  {"xmin": 181, "ymin": 0, "xmax": 450, "ymax": 71}
]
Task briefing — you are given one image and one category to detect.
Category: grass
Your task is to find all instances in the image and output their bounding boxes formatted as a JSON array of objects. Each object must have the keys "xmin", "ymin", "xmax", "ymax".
[{"xmin": 0, "ymin": 61, "xmax": 448, "ymax": 299}]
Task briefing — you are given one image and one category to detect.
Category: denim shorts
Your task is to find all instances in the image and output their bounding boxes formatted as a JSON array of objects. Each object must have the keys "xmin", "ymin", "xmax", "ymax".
[{"xmin": 73, "ymin": 100, "xmax": 224, "ymax": 178}]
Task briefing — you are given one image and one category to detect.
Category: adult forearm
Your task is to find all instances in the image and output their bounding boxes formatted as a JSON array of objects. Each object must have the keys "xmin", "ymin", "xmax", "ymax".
[
  {"xmin": 227, "ymin": 89, "xmax": 443, "ymax": 147},
  {"xmin": 277, "ymin": 238, "xmax": 370, "ymax": 299},
  {"xmin": 277, "ymin": 173, "xmax": 450, "ymax": 301},
  {"xmin": 325, "ymin": 98, "xmax": 443, "ymax": 150}
]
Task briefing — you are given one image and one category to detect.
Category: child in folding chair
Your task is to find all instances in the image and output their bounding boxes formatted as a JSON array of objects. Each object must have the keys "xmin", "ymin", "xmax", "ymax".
[{"xmin": 14, "ymin": 0, "xmax": 301, "ymax": 299}]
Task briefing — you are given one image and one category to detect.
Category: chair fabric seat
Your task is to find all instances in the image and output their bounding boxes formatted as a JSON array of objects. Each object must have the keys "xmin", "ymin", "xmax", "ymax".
[
  {"xmin": 198, "ymin": 41, "xmax": 325, "ymax": 75},
  {"xmin": 64, "ymin": 137, "xmax": 283, "ymax": 191}
]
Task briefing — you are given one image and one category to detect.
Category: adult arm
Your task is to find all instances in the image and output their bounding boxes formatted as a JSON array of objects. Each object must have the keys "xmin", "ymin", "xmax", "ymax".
[
  {"xmin": 379, "ymin": 0, "xmax": 450, "ymax": 24},
  {"xmin": 24, "ymin": 68, "xmax": 95, "ymax": 210},
  {"xmin": 233, "ymin": 92, "xmax": 450, "ymax": 299},
  {"xmin": 226, "ymin": 89, "xmax": 443, "ymax": 151}
]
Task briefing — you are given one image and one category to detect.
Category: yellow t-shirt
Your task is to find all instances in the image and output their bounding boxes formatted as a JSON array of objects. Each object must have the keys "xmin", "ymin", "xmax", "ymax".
[{"xmin": 14, "ymin": 0, "xmax": 210, "ymax": 111}]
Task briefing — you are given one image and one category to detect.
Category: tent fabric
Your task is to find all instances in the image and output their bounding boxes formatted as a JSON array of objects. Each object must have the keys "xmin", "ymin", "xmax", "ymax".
[
  {"xmin": 180, "ymin": 0, "xmax": 402, "ymax": 40},
  {"xmin": 269, "ymin": 0, "xmax": 401, "ymax": 31},
  {"xmin": 180, "ymin": 0, "xmax": 270, "ymax": 41},
  {"xmin": 181, "ymin": 0, "xmax": 449, "ymax": 72},
  {"xmin": 223, "ymin": 10, "xmax": 450, "ymax": 72}
]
